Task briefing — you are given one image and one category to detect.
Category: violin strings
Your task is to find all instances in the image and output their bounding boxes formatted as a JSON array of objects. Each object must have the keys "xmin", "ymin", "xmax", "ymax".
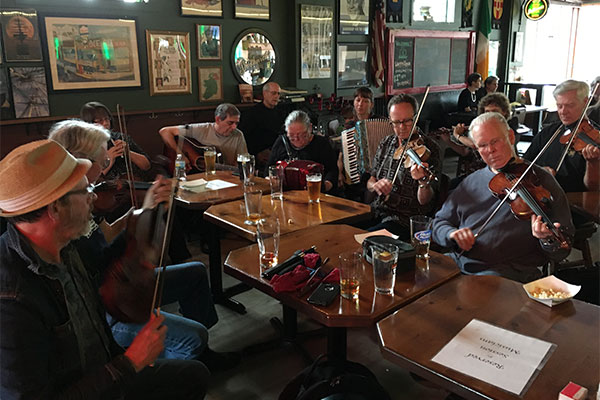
[{"xmin": 116, "ymin": 105, "xmax": 138, "ymax": 209}]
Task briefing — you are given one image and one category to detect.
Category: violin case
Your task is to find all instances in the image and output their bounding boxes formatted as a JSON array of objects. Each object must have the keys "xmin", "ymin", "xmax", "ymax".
[{"xmin": 362, "ymin": 235, "xmax": 416, "ymax": 273}]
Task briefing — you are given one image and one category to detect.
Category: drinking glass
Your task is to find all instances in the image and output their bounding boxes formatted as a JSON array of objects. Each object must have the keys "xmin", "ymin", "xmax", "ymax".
[
  {"xmin": 257, "ymin": 219, "xmax": 280, "ymax": 271},
  {"xmin": 306, "ymin": 173, "xmax": 321, "ymax": 203},
  {"xmin": 242, "ymin": 154, "xmax": 255, "ymax": 186},
  {"xmin": 268, "ymin": 165, "xmax": 284, "ymax": 200},
  {"xmin": 339, "ymin": 251, "xmax": 362, "ymax": 300},
  {"xmin": 244, "ymin": 189, "xmax": 263, "ymax": 225},
  {"xmin": 204, "ymin": 146, "xmax": 217, "ymax": 175},
  {"xmin": 410, "ymin": 215, "xmax": 432, "ymax": 259},
  {"xmin": 371, "ymin": 243, "xmax": 399, "ymax": 295}
]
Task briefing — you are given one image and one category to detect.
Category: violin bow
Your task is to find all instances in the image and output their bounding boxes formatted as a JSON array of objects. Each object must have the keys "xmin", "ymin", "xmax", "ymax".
[
  {"xmin": 150, "ymin": 134, "xmax": 186, "ymax": 316},
  {"xmin": 555, "ymin": 82, "xmax": 600, "ymax": 173},
  {"xmin": 388, "ymin": 85, "xmax": 431, "ymax": 188},
  {"xmin": 116, "ymin": 104, "xmax": 138, "ymax": 208}
]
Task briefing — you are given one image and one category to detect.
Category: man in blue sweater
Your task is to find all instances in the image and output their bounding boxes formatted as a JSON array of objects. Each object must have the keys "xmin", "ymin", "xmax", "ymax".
[{"xmin": 432, "ymin": 113, "xmax": 574, "ymax": 282}]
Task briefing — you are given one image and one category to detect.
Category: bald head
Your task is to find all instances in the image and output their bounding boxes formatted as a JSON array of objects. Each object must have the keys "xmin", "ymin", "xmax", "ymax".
[{"xmin": 262, "ymin": 82, "xmax": 281, "ymax": 109}]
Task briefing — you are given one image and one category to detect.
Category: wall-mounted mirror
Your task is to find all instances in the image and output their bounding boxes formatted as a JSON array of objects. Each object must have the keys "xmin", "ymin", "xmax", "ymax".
[{"xmin": 232, "ymin": 29, "xmax": 276, "ymax": 86}]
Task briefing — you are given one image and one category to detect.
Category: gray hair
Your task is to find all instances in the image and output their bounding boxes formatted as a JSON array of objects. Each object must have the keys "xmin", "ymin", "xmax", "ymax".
[
  {"xmin": 263, "ymin": 82, "xmax": 280, "ymax": 93},
  {"xmin": 468, "ymin": 112, "xmax": 510, "ymax": 141},
  {"xmin": 48, "ymin": 119, "xmax": 111, "ymax": 160},
  {"xmin": 553, "ymin": 80, "xmax": 589, "ymax": 101},
  {"xmin": 285, "ymin": 110, "xmax": 311, "ymax": 132},
  {"xmin": 214, "ymin": 103, "xmax": 240, "ymax": 120}
]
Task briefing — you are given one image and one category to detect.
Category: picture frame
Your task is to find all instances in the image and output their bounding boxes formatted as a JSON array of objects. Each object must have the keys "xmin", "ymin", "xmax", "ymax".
[
  {"xmin": 0, "ymin": 68, "xmax": 13, "ymax": 119},
  {"xmin": 181, "ymin": 0, "xmax": 223, "ymax": 17},
  {"xmin": 198, "ymin": 66, "xmax": 223, "ymax": 102},
  {"xmin": 235, "ymin": 0, "xmax": 270, "ymax": 20},
  {"xmin": 146, "ymin": 30, "xmax": 192, "ymax": 96},
  {"xmin": 1, "ymin": 9, "xmax": 43, "ymax": 62},
  {"xmin": 44, "ymin": 16, "xmax": 141, "ymax": 90},
  {"xmin": 9, "ymin": 66, "xmax": 49, "ymax": 118},
  {"xmin": 300, "ymin": 5, "xmax": 333, "ymax": 79},
  {"xmin": 339, "ymin": 0, "xmax": 369, "ymax": 35},
  {"xmin": 337, "ymin": 43, "xmax": 368, "ymax": 89},
  {"xmin": 197, "ymin": 24, "xmax": 221, "ymax": 60}
]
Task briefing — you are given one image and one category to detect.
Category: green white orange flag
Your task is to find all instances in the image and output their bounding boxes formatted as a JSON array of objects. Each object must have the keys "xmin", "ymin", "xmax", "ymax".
[{"xmin": 476, "ymin": 0, "xmax": 492, "ymax": 76}]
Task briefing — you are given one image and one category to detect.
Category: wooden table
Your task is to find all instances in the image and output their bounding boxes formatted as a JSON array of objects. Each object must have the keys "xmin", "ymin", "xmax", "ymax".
[
  {"xmin": 204, "ymin": 191, "xmax": 371, "ymax": 313},
  {"xmin": 567, "ymin": 191, "xmax": 600, "ymax": 223},
  {"xmin": 377, "ymin": 275, "xmax": 600, "ymax": 400},
  {"xmin": 225, "ymin": 224, "xmax": 460, "ymax": 359},
  {"xmin": 175, "ymin": 171, "xmax": 270, "ymax": 210}
]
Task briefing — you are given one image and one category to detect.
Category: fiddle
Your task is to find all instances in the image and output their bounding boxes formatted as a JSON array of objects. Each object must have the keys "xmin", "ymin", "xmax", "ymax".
[
  {"xmin": 395, "ymin": 137, "xmax": 438, "ymax": 182},
  {"xmin": 93, "ymin": 179, "xmax": 152, "ymax": 221},
  {"xmin": 488, "ymin": 162, "xmax": 570, "ymax": 249},
  {"xmin": 558, "ymin": 118, "xmax": 600, "ymax": 153}
]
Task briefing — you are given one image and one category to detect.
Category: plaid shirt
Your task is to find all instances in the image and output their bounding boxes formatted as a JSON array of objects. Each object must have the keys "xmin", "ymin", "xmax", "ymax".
[{"xmin": 370, "ymin": 130, "xmax": 441, "ymax": 227}]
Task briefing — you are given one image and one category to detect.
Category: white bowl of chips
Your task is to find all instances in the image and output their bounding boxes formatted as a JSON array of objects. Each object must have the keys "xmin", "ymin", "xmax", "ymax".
[{"xmin": 523, "ymin": 275, "xmax": 580, "ymax": 307}]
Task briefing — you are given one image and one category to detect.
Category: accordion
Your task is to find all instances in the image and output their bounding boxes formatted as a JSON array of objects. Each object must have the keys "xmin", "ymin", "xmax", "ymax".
[
  {"xmin": 276, "ymin": 160, "xmax": 324, "ymax": 190},
  {"xmin": 341, "ymin": 119, "xmax": 394, "ymax": 184}
]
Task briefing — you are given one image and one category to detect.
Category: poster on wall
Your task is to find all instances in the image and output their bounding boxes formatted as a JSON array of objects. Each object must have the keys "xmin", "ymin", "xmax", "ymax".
[
  {"xmin": 1, "ymin": 9, "xmax": 43, "ymax": 62},
  {"xmin": 9, "ymin": 67, "xmax": 49, "ymax": 118},
  {"xmin": 339, "ymin": 0, "xmax": 369, "ymax": 35},
  {"xmin": 44, "ymin": 16, "xmax": 141, "ymax": 90},
  {"xmin": 181, "ymin": 0, "xmax": 223, "ymax": 17},
  {"xmin": 300, "ymin": 5, "xmax": 333, "ymax": 79},
  {"xmin": 198, "ymin": 66, "xmax": 223, "ymax": 102},
  {"xmin": 146, "ymin": 30, "xmax": 192, "ymax": 96},
  {"xmin": 234, "ymin": 0, "xmax": 270, "ymax": 20}
]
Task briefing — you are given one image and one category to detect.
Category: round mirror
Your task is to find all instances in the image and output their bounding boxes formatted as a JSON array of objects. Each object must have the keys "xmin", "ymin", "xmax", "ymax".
[{"xmin": 232, "ymin": 29, "xmax": 276, "ymax": 86}]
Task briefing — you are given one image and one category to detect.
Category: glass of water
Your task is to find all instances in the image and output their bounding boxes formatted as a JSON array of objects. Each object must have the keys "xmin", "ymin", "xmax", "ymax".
[
  {"xmin": 371, "ymin": 243, "xmax": 399, "ymax": 295},
  {"xmin": 242, "ymin": 154, "xmax": 255, "ymax": 186}
]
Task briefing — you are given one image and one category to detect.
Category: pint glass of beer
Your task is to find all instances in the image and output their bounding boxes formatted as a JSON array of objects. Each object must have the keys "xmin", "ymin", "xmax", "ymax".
[
  {"xmin": 244, "ymin": 189, "xmax": 263, "ymax": 225},
  {"xmin": 410, "ymin": 215, "xmax": 432, "ymax": 259},
  {"xmin": 306, "ymin": 173, "xmax": 321, "ymax": 203},
  {"xmin": 204, "ymin": 146, "xmax": 217, "ymax": 175}
]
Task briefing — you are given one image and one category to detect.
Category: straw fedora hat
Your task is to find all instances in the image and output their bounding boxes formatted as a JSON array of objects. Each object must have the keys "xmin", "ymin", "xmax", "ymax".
[{"xmin": 0, "ymin": 140, "xmax": 91, "ymax": 217}]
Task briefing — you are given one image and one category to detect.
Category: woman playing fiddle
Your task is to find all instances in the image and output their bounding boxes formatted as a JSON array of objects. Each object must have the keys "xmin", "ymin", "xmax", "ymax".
[
  {"xmin": 80, "ymin": 102, "xmax": 151, "ymax": 181},
  {"xmin": 432, "ymin": 112, "xmax": 574, "ymax": 283}
]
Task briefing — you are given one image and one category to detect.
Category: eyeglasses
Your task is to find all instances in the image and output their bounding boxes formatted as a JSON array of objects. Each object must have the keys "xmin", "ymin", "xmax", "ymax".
[
  {"xmin": 287, "ymin": 130, "xmax": 309, "ymax": 141},
  {"xmin": 87, "ymin": 157, "xmax": 110, "ymax": 169},
  {"xmin": 65, "ymin": 184, "xmax": 95, "ymax": 197},
  {"xmin": 390, "ymin": 118, "xmax": 414, "ymax": 127}
]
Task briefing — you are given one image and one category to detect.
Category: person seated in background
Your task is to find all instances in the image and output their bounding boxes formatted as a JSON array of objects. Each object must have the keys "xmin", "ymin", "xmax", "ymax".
[
  {"xmin": 432, "ymin": 112, "xmax": 574, "ymax": 283},
  {"xmin": 0, "ymin": 140, "xmax": 209, "ymax": 399},
  {"xmin": 267, "ymin": 110, "xmax": 338, "ymax": 192},
  {"xmin": 365, "ymin": 94, "xmax": 442, "ymax": 240},
  {"xmin": 159, "ymin": 103, "xmax": 248, "ymax": 168},
  {"xmin": 80, "ymin": 101, "xmax": 152, "ymax": 181},
  {"xmin": 48, "ymin": 120, "xmax": 239, "ymax": 372},
  {"xmin": 237, "ymin": 82, "xmax": 285, "ymax": 172},
  {"xmin": 524, "ymin": 79, "xmax": 600, "ymax": 193},
  {"xmin": 457, "ymin": 73, "xmax": 483, "ymax": 114},
  {"xmin": 476, "ymin": 75, "xmax": 499, "ymax": 99}
]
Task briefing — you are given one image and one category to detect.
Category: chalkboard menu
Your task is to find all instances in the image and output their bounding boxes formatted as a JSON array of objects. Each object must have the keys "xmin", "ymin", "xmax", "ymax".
[
  {"xmin": 393, "ymin": 38, "xmax": 413, "ymax": 90},
  {"xmin": 387, "ymin": 30, "xmax": 475, "ymax": 95}
]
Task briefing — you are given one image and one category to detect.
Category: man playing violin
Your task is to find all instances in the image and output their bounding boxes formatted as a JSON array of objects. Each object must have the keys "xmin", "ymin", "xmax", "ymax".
[
  {"xmin": 159, "ymin": 103, "xmax": 248, "ymax": 168},
  {"xmin": 432, "ymin": 112, "xmax": 574, "ymax": 283},
  {"xmin": 524, "ymin": 79, "xmax": 600, "ymax": 192},
  {"xmin": 0, "ymin": 140, "xmax": 209, "ymax": 399},
  {"xmin": 366, "ymin": 94, "xmax": 441, "ymax": 240}
]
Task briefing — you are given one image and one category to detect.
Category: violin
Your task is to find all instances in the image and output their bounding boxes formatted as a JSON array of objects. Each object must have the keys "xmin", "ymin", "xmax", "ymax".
[
  {"xmin": 93, "ymin": 179, "xmax": 151, "ymax": 221},
  {"xmin": 559, "ymin": 118, "xmax": 600, "ymax": 153},
  {"xmin": 393, "ymin": 136, "xmax": 438, "ymax": 182},
  {"xmin": 488, "ymin": 162, "xmax": 570, "ymax": 249}
]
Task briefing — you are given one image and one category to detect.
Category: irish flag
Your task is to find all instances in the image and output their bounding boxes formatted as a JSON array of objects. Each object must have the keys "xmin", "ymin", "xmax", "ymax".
[{"xmin": 476, "ymin": 0, "xmax": 492, "ymax": 76}]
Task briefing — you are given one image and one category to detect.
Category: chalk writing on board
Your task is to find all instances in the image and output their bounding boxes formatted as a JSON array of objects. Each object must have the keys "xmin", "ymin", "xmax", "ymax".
[{"xmin": 393, "ymin": 38, "xmax": 413, "ymax": 89}]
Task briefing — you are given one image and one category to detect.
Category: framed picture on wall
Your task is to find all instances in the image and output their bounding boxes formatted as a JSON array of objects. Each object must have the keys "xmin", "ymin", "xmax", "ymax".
[
  {"xmin": 146, "ymin": 30, "xmax": 192, "ymax": 96},
  {"xmin": 1, "ymin": 9, "xmax": 43, "ymax": 62},
  {"xmin": 0, "ymin": 68, "xmax": 14, "ymax": 119},
  {"xmin": 300, "ymin": 5, "xmax": 333, "ymax": 79},
  {"xmin": 339, "ymin": 0, "xmax": 369, "ymax": 35},
  {"xmin": 234, "ymin": 0, "xmax": 270, "ymax": 20},
  {"xmin": 44, "ymin": 17, "xmax": 141, "ymax": 90},
  {"xmin": 197, "ymin": 24, "xmax": 221, "ymax": 60},
  {"xmin": 181, "ymin": 0, "xmax": 223, "ymax": 17},
  {"xmin": 9, "ymin": 67, "xmax": 49, "ymax": 118},
  {"xmin": 337, "ymin": 43, "xmax": 368, "ymax": 89},
  {"xmin": 198, "ymin": 66, "xmax": 223, "ymax": 102}
]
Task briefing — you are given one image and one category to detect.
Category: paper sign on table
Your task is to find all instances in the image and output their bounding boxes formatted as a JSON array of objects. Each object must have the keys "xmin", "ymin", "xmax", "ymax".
[
  {"xmin": 431, "ymin": 319, "xmax": 554, "ymax": 396},
  {"xmin": 354, "ymin": 229, "xmax": 399, "ymax": 245},
  {"xmin": 205, "ymin": 180, "xmax": 237, "ymax": 190}
]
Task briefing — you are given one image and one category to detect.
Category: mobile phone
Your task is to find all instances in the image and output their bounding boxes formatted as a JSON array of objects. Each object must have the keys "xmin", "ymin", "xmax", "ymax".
[{"xmin": 307, "ymin": 283, "xmax": 340, "ymax": 306}]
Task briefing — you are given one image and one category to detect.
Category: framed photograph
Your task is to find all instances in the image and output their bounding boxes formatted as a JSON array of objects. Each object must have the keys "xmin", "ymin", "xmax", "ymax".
[
  {"xmin": 339, "ymin": 0, "xmax": 369, "ymax": 35},
  {"xmin": 146, "ymin": 30, "xmax": 192, "ymax": 96},
  {"xmin": 1, "ymin": 9, "xmax": 43, "ymax": 62},
  {"xmin": 44, "ymin": 17, "xmax": 141, "ymax": 90},
  {"xmin": 337, "ymin": 43, "xmax": 368, "ymax": 89},
  {"xmin": 0, "ymin": 68, "xmax": 13, "ymax": 119},
  {"xmin": 300, "ymin": 5, "xmax": 333, "ymax": 79},
  {"xmin": 197, "ymin": 24, "xmax": 221, "ymax": 60},
  {"xmin": 235, "ymin": 0, "xmax": 270, "ymax": 20},
  {"xmin": 198, "ymin": 66, "xmax": 223, "ymax": 102},
  {"xmin": 9, "ymin": 67, "xmax": 49, "ymax": 118},
  {"xmin": 181, "ymin": 0, "xmax": 223, "ymax": 17}
]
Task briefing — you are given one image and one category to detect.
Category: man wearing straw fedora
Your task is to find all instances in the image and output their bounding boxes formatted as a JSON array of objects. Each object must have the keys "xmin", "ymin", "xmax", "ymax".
[{"xmin": 0, "ymin": 140, "xmax": 209, "ymax": 399}]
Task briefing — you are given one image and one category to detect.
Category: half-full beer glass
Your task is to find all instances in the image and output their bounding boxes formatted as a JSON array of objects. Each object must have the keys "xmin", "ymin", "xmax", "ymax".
[
  {"xmin": 306, "ymin": 173, "xmax": 321, "ymax": 203},
  {"xmin": 244, "ymin": 189, "xmax": 263, "ymax": 225},
  {"xmin": 410, "ymin": 215, "xmax": 432, "ymax": 259},
  {"xmin": 204, "ymin": 146, "xmax": 216, "ymax": 175}
]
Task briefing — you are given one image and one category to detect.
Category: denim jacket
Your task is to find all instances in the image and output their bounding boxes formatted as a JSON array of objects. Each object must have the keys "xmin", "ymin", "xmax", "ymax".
[{"xmin": 0, "ymin": 224, "xmax": 136, "ymax": 399}]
